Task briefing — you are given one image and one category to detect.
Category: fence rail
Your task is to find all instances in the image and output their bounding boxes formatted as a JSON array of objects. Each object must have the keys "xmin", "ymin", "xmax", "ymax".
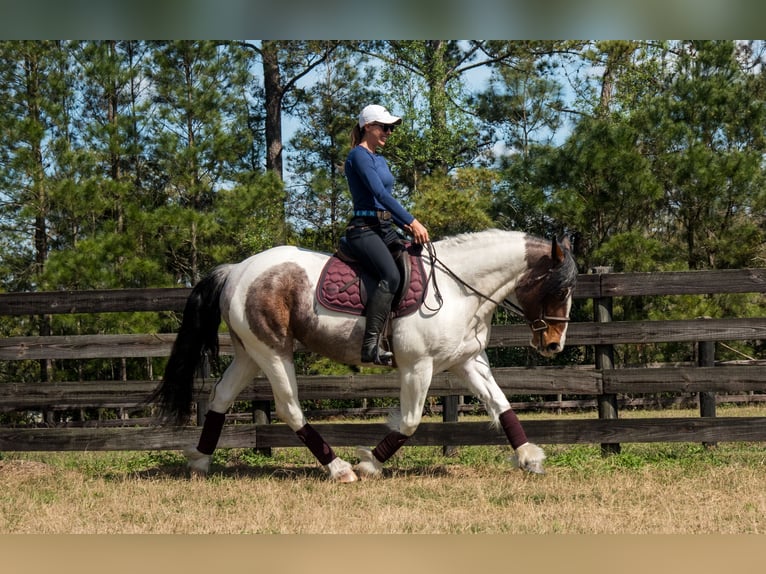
[
  {"xmin": 1, "ymin": 268, "xmax": 764, "ymax": 452},
  {"xmin": 2, "ymin": 318, "xmax": 764, "ymax": 361},
  {"xmin": 3, "ymin": 418, "xmax": 766, "ymax": 452},
  {"xmin": 1, "ymin": 365, "xmax": 765, "ymax": 410}
]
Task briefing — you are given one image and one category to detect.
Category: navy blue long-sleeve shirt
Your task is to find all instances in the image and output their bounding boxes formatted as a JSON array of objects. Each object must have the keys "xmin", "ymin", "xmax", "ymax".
[{"xmin": 344, "ymin": 146, "xmax": 414, "ymax": 228}]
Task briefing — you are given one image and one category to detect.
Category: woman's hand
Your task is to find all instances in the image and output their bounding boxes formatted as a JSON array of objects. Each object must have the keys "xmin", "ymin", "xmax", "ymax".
[{"xmin": 406, "ymin": 218, "xmax": 430, "ymax": 244}]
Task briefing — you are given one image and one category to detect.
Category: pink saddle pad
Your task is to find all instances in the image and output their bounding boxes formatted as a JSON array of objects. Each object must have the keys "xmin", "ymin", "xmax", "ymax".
[{"xmin": 316, "ymin": 245, "xmax": 427, "ymax": 318}]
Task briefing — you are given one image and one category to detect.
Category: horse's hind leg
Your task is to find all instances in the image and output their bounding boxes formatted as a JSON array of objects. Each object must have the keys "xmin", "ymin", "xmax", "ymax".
[
  {"xmin": 184, "ymin": 351, "xmax": 261, "ymax": 476},
  {"xmin": 249, "ymin": 341, "xmax": 358, "ymax": 483},
  {"xmin": 450, "ymin": 352, "xmax": 546, "ymax": 474}
]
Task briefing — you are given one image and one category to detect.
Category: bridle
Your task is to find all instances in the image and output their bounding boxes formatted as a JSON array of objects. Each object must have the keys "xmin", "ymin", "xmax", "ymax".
[
  {"xmin": 526, "ymin": 313, "xmax": 571, "ymax": 333},
  {"xmin": 423, "ymin": 242, "xmax": 571, "ymax": 331}
]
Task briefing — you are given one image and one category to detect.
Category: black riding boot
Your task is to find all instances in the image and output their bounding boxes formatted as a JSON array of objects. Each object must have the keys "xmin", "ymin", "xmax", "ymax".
[{"xmin": 361, "ymin": 281, "xmax": 395, "ymax": 366}]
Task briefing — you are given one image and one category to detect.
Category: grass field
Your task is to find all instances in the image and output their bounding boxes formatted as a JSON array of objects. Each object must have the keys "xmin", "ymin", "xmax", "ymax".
[{"xmin": 1, "ymin": 405, "xmax": 765, "ymax": 534}]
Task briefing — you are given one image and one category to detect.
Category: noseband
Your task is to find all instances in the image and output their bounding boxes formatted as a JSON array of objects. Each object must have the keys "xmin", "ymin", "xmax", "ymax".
[
  {"xmin": 528, "ymin": 314, "xmax": 571, "ymax": 332},
  {"xmin": 503, "ymin": 299, "xmax": 570, "ymax": 332}
]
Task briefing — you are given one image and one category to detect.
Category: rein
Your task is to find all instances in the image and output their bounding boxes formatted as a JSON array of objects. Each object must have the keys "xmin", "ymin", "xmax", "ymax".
[{"xmin": 422, "ymin": 242, "xmax": 570, "ymax": 331}]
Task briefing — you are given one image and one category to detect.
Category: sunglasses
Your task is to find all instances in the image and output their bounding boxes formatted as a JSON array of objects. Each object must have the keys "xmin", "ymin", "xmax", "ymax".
[{"xmin": 373, "ymin": 123, "xmax": 396, "ymax": 133}]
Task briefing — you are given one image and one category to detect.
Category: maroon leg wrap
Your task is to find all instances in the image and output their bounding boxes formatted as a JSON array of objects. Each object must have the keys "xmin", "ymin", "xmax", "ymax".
[
  {"xmin": 296, "ymin": 423, "xmax": 336, "ymax": 466},
  {"xmin": 372, "ymin": 431, "xmax": 409, "ymax": 463},
  {"xmin": 197, "ymin": 410, "xmax": 226, "ymax": 455},
  {"xmin": 499, "ymin": 409, "xmax": 528, "ymax": 450}
]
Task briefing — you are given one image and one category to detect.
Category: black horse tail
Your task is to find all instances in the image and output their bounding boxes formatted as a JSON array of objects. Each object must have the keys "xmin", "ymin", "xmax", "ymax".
[{"xmin": 150, "ymin": 264, "xmax": 233, "ymax": 425}]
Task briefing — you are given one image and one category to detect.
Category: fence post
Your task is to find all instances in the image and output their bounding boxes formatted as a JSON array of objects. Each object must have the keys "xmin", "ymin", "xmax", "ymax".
[
  {"xmin": 698, "ymin": 322, "xmax": 717, "ymax": 448},
  {"xmin": 592, "ymin": 266, "xmax": 620, "ymax": 455},
  {"xmin": 442, "ymin": 395, "xmax": 460, "ymax": 456},
  {"xmin": 252, "ymin": 399, "xmax": 272, "ymax": 456}
]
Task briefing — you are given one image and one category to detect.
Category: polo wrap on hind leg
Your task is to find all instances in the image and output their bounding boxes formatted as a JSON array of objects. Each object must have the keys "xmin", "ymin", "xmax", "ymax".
[
  {"xmin": 197, "ymin": 410, "xmax": 226, "ymax": 455},
  {"xmin": 372, "ymin": 431, "xmax": 409, "ymax": 463},
  {"xmin": 499, "ymin": 408, "xmax": 528, "ymax": 450},
  {"xmin": 296, "ymin": 423, "xmax": 336, "ymax": 466}
]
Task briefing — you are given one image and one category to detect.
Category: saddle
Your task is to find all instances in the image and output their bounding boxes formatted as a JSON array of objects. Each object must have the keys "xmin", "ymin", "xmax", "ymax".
[{"xmin": 316, "ymin": 239, "xmax": 428, "ymax": 317}]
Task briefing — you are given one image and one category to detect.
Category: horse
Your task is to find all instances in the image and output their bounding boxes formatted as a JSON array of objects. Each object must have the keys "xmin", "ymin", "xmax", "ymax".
[{"xmin": 152, "ymin": 229, "xmax": 578, "ymax": 482}]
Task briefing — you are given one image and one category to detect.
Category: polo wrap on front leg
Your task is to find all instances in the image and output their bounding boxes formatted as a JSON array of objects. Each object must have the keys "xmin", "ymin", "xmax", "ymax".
[
  {"xmin": 197, "ymin": 410, "xmax": 226, "ymax": 455},
  {"xmin": 296, "ymin": 423, "xmax": 336, "ymax": 466},
  {"xmin": 499, "ymin": 409, "xmax": 528, "ymax": 450},
  {"xmin": 372, "ymin": 431, "xmax": 409, "ymax": 463}
]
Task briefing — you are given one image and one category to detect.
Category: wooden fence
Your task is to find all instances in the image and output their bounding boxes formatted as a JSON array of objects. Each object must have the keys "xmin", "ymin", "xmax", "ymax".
[{"xmin": 1, "ymin": 268, "xmax": 765, "ymax": 453}]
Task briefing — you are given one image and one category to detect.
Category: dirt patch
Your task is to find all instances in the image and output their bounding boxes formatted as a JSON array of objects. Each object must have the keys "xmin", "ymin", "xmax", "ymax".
[{"xmin": 0, "ymin": 459, "xmax": 57, "ymax": 481}]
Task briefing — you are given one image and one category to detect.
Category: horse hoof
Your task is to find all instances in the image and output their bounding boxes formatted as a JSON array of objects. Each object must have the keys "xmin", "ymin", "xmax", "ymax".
[
  {"xmin": 354, "ymin": 447, "xmax": 383, "ymax": 479},
  {"xmin": 183, "ymin": 446, "xmax": 211, "ymax": 477},
  {"xmin": 511, "ymin": 442, "xmax": 546, "ymax": 475},
  {"xmin": 521, "ymin": 460, "xmax": 546, "ymax": 475},
  {"xmin": 326, "ymin": 457, "xmax": 358, "ymax": 483},
  {"xmin": 337, "ymin": 468, "xmax": 359, "ymax": 483}
]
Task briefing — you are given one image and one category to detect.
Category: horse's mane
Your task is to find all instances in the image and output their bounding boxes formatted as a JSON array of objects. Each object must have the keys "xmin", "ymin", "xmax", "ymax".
[
  {"xmin": 526, "ymin": 234, "xmax": 578, "ymax": 293},
  {"xmin": 436, "ymin": 228, "xmax": 523, "ymax": 248},
  {"xmin": 550, "ymin": 248, "xmax": 578, "ymax": 291}
]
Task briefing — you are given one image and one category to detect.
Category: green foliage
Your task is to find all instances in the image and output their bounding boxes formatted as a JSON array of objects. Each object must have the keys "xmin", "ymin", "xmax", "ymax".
[
  {"xmin": 472, "ymin": 44, "xmax": 565, "ymax": 154},
  {"xmin": 375, "ymin": 41, "xmax": 485, "ymax": 187},
  {"xmin": 632, "ymin": 41, "xmax": 766, "ymax": 271},
  {"xmin": 288, "ymin": 45, "xmax": 368, "ymax": 252},
  {"xmin": 544, "ymin": 442, "xmax": 761, "ymax": 474},
  {"xmin": 411, "ymin": 168, "xmax": 495, "ymax": 239},
  {"xmin": 213, "ymin": 171, "xmax": 286, "ymax": 259},
  {"xmin": 590, "ymin": 230, "xmax": 675, "ymax": 273},
  {"xmin": 547, "ymin": 115, "xmax": 665, "ymax": 270}
]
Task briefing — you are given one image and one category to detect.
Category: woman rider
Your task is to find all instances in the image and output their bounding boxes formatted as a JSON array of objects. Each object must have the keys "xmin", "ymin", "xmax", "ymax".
[{"xmin": 344, "ymin": 104, "xmax": 430, "ymax": 365}]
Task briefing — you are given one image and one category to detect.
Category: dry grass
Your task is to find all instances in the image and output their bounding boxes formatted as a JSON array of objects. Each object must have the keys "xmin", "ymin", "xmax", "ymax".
[{"xmin": 1, "ymin": 405, "xmax": 765, "ymax": 534}]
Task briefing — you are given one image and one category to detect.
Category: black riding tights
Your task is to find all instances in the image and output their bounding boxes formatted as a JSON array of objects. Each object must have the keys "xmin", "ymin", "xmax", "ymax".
[{"xmin": 346, "ymin": 218, "xmax": 401, "ymax": 293}]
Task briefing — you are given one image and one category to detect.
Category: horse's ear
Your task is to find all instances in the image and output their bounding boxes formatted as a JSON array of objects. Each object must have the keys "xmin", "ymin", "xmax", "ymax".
[{"xmin": 551, "ymin": 236, "xmax": 570, "ymax": 264}]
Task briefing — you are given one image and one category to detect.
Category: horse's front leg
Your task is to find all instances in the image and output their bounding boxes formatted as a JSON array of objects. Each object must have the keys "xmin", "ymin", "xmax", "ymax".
[
  {"xmin": 450, "ymin": 352, "xmax": 546, "ymax": 474},
  {"xmin": 355, "ymin": 359, "xmax": 433, "ymax": 478}
]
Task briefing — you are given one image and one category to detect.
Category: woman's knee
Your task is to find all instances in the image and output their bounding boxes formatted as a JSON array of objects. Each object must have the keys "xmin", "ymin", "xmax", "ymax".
[{"xmin": 379, "ymin": 267, "xmax": 400, "ymax": 292}]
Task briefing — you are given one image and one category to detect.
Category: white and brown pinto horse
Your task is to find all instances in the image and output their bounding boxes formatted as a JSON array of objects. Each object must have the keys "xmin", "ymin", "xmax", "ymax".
[{"xmin": 152, "ymin": 229, "xmax": 577, "ymax": 481}]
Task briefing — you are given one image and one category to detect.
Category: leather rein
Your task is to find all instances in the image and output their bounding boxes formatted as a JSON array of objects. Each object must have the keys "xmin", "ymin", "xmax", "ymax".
[{"xmin": 422, "ymin": 242, "xmax": 570, "ymax": 332}]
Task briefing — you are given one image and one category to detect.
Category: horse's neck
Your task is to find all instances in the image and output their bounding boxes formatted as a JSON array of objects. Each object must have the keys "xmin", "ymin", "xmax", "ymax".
[{"xmin": 436, "ymin": 230, "xmax": 530, "ymax": 303}]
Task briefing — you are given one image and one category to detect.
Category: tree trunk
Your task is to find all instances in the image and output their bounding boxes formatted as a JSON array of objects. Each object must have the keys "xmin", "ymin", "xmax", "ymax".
[
  {"xmin": 261, "ymin": 41, "xmax": 286, "ymax": 243},
  {"xmin": 262, "ymin": 41, "xmax": 284, "ymax": 179},
  {"xmin": 425, "ymin": 40, "xmax": 449, "ymax": 176}
]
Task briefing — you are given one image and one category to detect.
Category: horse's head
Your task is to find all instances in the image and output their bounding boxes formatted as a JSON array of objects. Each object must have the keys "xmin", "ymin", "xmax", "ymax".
[{"xmin": 514, "ymin": 236, "xmax": 577, "ymax": 357}]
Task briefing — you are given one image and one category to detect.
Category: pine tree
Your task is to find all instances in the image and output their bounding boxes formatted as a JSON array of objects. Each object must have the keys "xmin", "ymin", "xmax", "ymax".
[
  {"xmin": 289, "ymin": 45, "xmax": 374, "ymax": 251},
  {"xmin": 147, "ymin": 40, "xmax": 256, "ymax": 285},
  {"xmin": 646, "ymin": 41, "xmax": 766, "ymax": 270}
]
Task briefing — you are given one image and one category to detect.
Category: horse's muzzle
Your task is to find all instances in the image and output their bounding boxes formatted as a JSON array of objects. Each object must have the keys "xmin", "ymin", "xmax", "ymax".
[
  {"xmin": 529, "ymin": 315, "xmax": 569, "ymax": 357},
  {"xmin": 532, "ymin": 339, "xmax": 562, "ymax": 357},
  {"xmin": 544, "ymin": 341, "xmax": 562, "ymax": 355},
  {"xmin": 531, "ymin": 329, "xmax": 567, "ymax": 357}
]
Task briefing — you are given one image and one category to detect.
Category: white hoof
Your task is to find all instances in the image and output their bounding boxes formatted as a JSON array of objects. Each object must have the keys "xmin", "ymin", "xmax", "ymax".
[
  {"xmin": 354, "ymin": 447, "xmax": 383, "ymax": 479},
  {"xmin": 326, "ymin": 457, "xmax": 358, "ymax": 483},
  {"xmin": 510, "ymin": 442, "xmax": 546, "ymax": 475},
  {"xmin": 183, "ymin": 446, "xmax": 211, "ymax": 477}
]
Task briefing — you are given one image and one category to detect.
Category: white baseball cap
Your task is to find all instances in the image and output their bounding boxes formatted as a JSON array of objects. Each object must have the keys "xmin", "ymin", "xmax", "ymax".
[{"xmin": 358, "ymin": 104, "xmax": 402, "ymax": 128}]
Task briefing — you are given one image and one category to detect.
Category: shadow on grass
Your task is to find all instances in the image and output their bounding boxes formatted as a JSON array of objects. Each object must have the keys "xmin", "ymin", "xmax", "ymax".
[{"xmin": 121, "ymin": 461, "xmax": 454, "ymax": 481}]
